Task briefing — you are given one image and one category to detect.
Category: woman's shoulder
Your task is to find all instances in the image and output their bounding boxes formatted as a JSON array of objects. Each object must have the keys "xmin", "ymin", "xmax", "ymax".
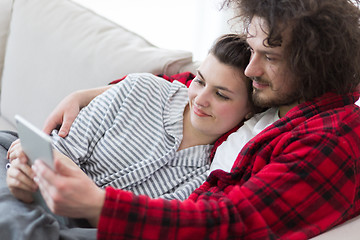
[
  {"xmin": 126, "ymin": 73, "xmax": 169, "ymax": 86},
  {"xmin": 125, "ymin": 73, "xmax": 187, "ymax": 89}
]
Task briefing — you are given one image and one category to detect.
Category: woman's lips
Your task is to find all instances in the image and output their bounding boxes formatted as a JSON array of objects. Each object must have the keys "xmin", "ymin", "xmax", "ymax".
[{"xmin": 193, "ymin": 105, "xmax": 210, "ymax": 117}]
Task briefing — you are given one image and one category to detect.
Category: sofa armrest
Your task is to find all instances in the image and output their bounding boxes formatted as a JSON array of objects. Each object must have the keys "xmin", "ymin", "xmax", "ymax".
[{"xmin": 311, "ymin": 215, "xmax": 360, "ymax": 239}]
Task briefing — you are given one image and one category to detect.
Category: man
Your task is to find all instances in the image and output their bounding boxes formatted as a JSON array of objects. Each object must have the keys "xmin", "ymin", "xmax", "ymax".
[{"xmin": 27, "ymin": 0, "xmax": 360, "ymax": 239}]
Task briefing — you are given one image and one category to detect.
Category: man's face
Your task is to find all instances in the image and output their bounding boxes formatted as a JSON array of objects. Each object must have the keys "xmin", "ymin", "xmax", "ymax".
[{"xmin": 245, "ymin": 16, "xmax": 300, "ymax": 110}]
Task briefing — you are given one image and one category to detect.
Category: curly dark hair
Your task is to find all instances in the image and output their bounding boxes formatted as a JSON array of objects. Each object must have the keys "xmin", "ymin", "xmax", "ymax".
[{"xmin": 222, "ymin": 0, "xmax": 360, "ymax": 100}]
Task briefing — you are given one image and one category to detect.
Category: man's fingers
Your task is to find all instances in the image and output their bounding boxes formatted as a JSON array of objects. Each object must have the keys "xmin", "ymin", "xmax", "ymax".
[
  {"xmin": 57, "ymin": 123, "xmax": 70, "ymax": 138},
  {"xmin": 32, "ymin": 160, "xmax": 59, "ymax": 211},
  {"xmin": 42, "ymin": 113, "xmax": 61, "ymax": 135}
]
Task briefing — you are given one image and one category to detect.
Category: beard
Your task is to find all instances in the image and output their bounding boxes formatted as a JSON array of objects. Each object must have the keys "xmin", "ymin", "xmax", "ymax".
[{"xmin": 251, "ymin": 79, "xmax": 302, "ymax": 108}]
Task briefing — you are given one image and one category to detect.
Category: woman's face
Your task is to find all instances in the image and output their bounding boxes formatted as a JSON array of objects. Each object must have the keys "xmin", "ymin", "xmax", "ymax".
[{"xmin": 188, "ymin": 53, "xmax": 252, "ymax": 139}]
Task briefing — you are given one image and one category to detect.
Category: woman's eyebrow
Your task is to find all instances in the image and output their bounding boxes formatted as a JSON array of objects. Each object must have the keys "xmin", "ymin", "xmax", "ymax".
[
  {"xmin": 197, "ymin": 70, "xmax": 235, "ymax": 94},
  {"xmin": 197, "ymin": 70, "xmax": 205, "ymax": 80}
]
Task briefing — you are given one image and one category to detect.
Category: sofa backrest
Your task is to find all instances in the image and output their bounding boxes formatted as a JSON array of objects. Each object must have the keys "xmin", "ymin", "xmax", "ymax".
[{"xmin": 0, "ymin": 0, "xmax": 196, "ymax": 129}]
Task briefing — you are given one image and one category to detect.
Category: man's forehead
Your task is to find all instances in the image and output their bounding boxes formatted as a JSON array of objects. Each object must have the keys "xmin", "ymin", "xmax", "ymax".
[
  {"xmin": 247, "ymin": 16, "xmax": 269, "ymax": 37},
  {"xmin": 246, "ymin": 16, "xmax": 289, "ymax": 52},
  {"xmin": 245, "ymin": 17, "xmax": 270, "ymax": 48}
]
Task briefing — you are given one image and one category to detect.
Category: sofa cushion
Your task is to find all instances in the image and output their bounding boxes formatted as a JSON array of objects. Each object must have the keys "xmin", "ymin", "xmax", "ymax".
[{"xmin": 0, "ymin": 0, "xmax": 193, "ymax": 129}]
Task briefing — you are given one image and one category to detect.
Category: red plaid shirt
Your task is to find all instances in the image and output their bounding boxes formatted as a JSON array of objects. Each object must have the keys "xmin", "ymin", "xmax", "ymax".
[{"xmin": 98, "ymin": 91, "xmax": 360, "ymax": 240}]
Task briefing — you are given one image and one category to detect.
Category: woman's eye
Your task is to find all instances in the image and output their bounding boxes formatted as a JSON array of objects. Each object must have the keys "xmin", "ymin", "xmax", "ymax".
[
  {"xmin": 216, "ymin": 92, "xmax": 230, "ymax": 100},
  {"xmin": 194, "ymin": 77, "xmax": 205, "ymax": 85}
]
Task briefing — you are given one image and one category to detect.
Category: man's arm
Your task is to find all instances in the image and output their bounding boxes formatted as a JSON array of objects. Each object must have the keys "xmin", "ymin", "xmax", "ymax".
[
  {"xmin": 32, "ymin": 153, "xmax": 105, "ymax": 227},
  {"xmin": 42, "ymin": 85, "xmax": 111, "ymax": 137},
  {"xmin": 96, "ymin": 118, "xmax": 360, "ymax": 239},
  {"xmin": 31, "ymin": 111, "xmax": 359, "ymax": 239},
  {"xmin": 42, "ymin": 72, "xmax": 196, "ymax": 137}
]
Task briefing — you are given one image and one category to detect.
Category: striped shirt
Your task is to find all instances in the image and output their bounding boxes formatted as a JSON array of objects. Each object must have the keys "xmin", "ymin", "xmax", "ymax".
[{"xmin": 51, "ymin": 73, "xmax": 211, "ymax": 200}]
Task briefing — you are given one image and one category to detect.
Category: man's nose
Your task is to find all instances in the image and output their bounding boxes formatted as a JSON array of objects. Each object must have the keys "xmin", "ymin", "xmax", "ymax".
[{"xmin": 245, "ymin": 54, "xmax": 263, "ymax": 77}]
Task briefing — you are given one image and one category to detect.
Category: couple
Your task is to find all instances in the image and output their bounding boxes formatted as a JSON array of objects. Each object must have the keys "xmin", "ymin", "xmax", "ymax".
[
  {"xmin": 4, "ymin": 0, "xmax": 360, "ymax": 239},
  {"xmin": 4, "ymin": 33, "xmax": 257, "ymax": 239}
]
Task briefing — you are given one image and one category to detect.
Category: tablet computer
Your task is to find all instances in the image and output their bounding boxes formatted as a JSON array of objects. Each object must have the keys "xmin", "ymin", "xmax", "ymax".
[{"xmin": 15, "ymin": 115, "xmax": 54, "ymax": 169}]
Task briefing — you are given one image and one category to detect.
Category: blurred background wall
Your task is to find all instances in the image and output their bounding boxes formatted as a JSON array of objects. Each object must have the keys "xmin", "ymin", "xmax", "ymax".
[{"xmin": 73, "ymin": 0, "xmax": 238, "ymax": 61}]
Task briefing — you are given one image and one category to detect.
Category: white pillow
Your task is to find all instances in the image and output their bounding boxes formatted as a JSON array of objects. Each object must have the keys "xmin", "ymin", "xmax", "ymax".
[{"xmin": 0, "ymin": 0, "xmax": 193, "ymax": 128}]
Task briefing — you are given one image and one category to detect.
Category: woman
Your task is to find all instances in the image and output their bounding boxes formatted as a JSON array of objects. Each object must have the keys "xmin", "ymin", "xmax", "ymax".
[{"xmin": 6, "ymin": 34, "xmax": 254, "ymax": 204}]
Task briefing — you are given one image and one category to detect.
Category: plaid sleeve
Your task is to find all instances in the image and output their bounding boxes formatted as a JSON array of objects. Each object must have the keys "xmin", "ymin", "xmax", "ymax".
[
  {"xmin": 97, "ymin": 104, "xmax": 360, "ymax": 240},
  {"xmin": 98, "ymin": 186, "xmax": 238, "ymax": 240}
]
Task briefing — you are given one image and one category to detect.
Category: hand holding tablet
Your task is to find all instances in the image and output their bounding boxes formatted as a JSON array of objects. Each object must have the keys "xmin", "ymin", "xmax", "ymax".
[{"xmin": 15, "ymin": 115, "xmax": 54, "ymax": 169}]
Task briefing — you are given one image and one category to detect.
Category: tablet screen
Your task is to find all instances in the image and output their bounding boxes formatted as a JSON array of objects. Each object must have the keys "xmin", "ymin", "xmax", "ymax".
[{"xmin": 15, "ymin": 115, "xmax": 54, "ymax": 169}]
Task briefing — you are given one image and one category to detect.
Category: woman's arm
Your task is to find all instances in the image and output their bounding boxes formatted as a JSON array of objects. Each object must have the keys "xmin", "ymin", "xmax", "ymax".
[{"xmin": 42, "ymin": 85, "xmax": 111, "ymax": 137}]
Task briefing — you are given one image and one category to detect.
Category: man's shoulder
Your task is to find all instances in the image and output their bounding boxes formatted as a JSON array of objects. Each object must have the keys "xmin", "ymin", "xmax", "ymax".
[
  {"xmin": 321, "ymin": 103, "xmax": 360, "ymax": 122},
  {"xmin": 295, "ymin": 103, "xmax": 360, "ymax": 139},
  {"xmin": 259, "ymin": 103, "xmax": 360, "ymax": 149}
]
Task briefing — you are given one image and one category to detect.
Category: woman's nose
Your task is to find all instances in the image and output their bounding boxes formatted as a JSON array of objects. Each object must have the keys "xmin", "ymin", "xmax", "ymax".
[{"xmin": 194, "ymin": 89, "xmax": 210, "ymax": 107}]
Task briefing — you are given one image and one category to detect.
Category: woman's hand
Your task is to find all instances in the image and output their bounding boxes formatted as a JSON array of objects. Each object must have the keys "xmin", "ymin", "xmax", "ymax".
[
  {"xmin": 7, "ymin": 139, "xmax": 28, "ymax": 163},
  {"xmin": 42, "ymin": 86, "xmax": 111, "ymax": 137},
  {"xmin": 6, "ymin": 139, "xmax": 37, "ymax": 203},
  {"xmin": 32, "ymin": 151, "xmax": 105, "ymax": 227},
  {"xmin": 6, "ymin": 158, "xmax": 37, "ymax": 203}
]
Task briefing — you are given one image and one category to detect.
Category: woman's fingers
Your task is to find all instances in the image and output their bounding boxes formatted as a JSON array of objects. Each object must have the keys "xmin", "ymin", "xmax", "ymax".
[
  {"xmin": 6, "ymin": 158, "xmax": 38, "ymax": 203},
  {"xmin": 7, "ymin": 139, "xmax": 28, "ymax": 164},
  {"xmin": 9, "ymin": 188, "xmax": 35, "ymax": 203},
  {"xmin": 6, "ymin": 159, "xmax": 37, "ymax": 192}
]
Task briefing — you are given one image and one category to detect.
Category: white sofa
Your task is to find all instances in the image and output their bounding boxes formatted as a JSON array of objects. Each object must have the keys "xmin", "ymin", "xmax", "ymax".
[
  {"xmin": 0, "ymin": 0, "xmax": 199, "ymax": 131},
  {"xmin": 0, "ymin": 0, "xmax": 359, "ymax": 239}
]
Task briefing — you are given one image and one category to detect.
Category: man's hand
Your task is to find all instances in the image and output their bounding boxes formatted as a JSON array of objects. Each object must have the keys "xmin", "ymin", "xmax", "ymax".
[
  {"xmin": 32, "ymin": 152, "xmax": 106, "ymax": 227},
  {"xmin": 42, "ymin": 92, "xmax": 82, "ymax": 137},
  {"xmin": 42, "ymin": 86, "xmax": 111, "ymax": 137}
]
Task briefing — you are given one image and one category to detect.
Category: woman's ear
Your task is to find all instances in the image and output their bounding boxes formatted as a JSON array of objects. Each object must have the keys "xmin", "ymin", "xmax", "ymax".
[{"xmin": 245, "ymin": 111, "xmax": 254, "ymax": 120}]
